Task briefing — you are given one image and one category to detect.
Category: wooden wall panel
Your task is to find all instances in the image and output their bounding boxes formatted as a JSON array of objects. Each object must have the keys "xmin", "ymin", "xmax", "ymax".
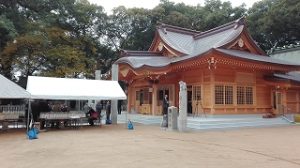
[
  {"xmin": 215, "ymin": 75, "xmax": 234, "ymax": 82},
  {"xmin": 180, "ymin": 69, "xmax": 203, "ymax": 84},
  {"xmin": 203, "ymin": 84, "xmax": 211, "ymax": 107},
  {"xmin": 287, "ymin": 103, "xmax": 297, "ymax": 113},
  {"xmin": 287, "ymin": 91, "xmax": 297, "ymax": 101},
  {"xmin": 256, "ymin": 85, "xmax": 271, "ymax": 107},
  {"xmin": 215, "ymin": 69, "xmax": 235, "ymax": 82},
  {"xmin": 203, "ymin": 76, "xmax": 210, "ymax": 82},
  {"xmin": 236, "ymin": 72, "xmax": 255, "ymax": 84},
  {"xmin": 286, "ymin": 90, "xmax": 300, "ymax": 113},
  {"xmin": 256, "ymin": 72, "xmax": 267, "ymax": 85}
]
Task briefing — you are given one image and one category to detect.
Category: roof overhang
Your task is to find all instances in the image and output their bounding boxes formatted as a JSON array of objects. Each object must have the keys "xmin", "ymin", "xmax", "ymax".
[
  {"xmin": 26, "ymin": 76, "xmax": 127, "ymax": 100},
  {"xmin": 0, "ymin": 75, "xmax": 31, "ymax": 99}
]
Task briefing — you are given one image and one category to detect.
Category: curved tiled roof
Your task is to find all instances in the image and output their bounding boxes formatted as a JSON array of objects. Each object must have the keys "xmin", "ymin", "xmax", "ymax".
[
  {"xmin": 115, "ymin": 56, "xmax": 170, "ymax": 69},
  {"xmin": 157, "ymin": 18, "xmax": 245, "ymax": 56},
  {"xmin": 120, "ymin": 50, "xmax": 162, "ymax": 57},
  {"xmin": 216, "ymin": 49, "xmax": 300, "ymax": 66},
  {"xmin": 115, "ymin": 17, "xmax": 300, "ymax": 71},
  {"xmin": 157, "ymin": 29, "xmax": 195, "ymax": 55},
  {"xmin": 274, "ymin": 72, "xmax": 300, "ymax": 83}
]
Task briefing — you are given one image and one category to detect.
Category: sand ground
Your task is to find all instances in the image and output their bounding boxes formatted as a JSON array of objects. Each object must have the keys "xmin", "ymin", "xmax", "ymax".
[{"xmin": 0, "ymin": 124, "xmax": 300, "ymax": 168}]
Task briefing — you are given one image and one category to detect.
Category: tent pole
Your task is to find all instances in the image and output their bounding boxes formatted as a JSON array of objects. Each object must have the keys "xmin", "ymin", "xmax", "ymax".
[{"xmin": 27, "ymin": 99, "xmax": 32, "ymax": 132}]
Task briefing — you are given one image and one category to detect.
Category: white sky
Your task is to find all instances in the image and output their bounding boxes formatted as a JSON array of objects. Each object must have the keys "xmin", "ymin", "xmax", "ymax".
[{"xmin": 88, "ymin": 0, "xmax": 261, "ymax": 14}]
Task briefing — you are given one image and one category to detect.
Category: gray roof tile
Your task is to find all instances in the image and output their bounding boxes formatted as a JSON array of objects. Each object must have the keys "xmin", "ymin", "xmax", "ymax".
[
  {"xmin": 216, "ymin": 49, "xmax": 300, "ymax": 66},
  {"xmin": 274, "ymin": 72, "xmax": 300, "ymax": 82},
  {"xmin": 115, "ymin": 56, "xmax": 170, "ymax": 69},
  {"xmin": 116, "ymin": 18, "xmax": 300, "ymax": 69}
]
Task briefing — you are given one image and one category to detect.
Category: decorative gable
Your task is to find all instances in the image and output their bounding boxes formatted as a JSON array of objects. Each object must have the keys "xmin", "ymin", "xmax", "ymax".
[
  {"xmin": 229, "ymin": 38, "xmax": 251, "ymax": 52},
  {"xmin": 226, "ymin": 31, "xmax": 266, "ymax": 56},
  {"xmin": 151, "ymin": 39, "xmax": 181, "ymax": 57}
]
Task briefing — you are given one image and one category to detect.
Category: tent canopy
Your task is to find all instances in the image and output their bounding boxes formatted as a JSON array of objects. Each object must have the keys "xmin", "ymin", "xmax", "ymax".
[
  {"xmin": 0, "ymin": 74, "xmax": 31, "ymax": 99},
  {"xmin": 26, "ymin": 76, "xmax": 126, "ymax": 100}
]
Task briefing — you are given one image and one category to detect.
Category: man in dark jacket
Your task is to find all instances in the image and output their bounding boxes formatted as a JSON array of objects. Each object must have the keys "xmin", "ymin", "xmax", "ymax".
[
  {"xmin": 117, "ymin": 100, "xmax": 122, "ymax": 114},
  {"xmin": 163, "ymin": 94, "xmax": 169, "ymax": 115},
  {"xmin": 162, "ymin": 94, "xmax": 169, "ymax": 127}
]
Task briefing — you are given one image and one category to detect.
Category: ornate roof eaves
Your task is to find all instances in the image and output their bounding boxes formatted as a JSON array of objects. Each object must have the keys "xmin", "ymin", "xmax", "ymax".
[
  {"xmin": 117, "ymin": 59, "xmax": 171, "ymax": 72},
  {"xmin": 120, "ymin": 49, "xmax": 162, "ymax": 57}
]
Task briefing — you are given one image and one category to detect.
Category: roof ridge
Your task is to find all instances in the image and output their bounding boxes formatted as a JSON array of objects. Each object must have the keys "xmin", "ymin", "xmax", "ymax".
[
  {"xmin": 157, "ymin": 22, "xmax": 201, "ymax": 35},
  {"xmin": 193, "ymin": 17, "xmax": 245, "ymax": 40},
  {"xmin": 120, "ymin": 50, "xmax": 162, "ymax": 57},
  {"xmin": 269, "ymin": 43, "xmax": 300, "ymax": 54}
]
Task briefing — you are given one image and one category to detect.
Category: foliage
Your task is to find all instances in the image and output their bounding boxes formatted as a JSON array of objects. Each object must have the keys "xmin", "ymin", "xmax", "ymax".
[
  {"xmin": 0, "ymin": 0, "xmax": 299, "ymax": 80},
  {"xmin": 1, "ymin": 27, "xmax": 91, "ymax": 77},
  {"xmin": 247, "ymin": 0, "xmax": 300, "ymax": 51}
]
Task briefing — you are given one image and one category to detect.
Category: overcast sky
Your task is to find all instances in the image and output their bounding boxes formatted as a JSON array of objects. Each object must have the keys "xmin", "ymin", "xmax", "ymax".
[{"xmin": 88, "ymin": 0, "xmax": 261, "ymax": 13}]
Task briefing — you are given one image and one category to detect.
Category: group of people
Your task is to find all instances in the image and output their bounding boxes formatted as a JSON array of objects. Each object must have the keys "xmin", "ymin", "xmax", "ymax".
[
  {"xmin": 84, "ymin": 101, "xmax": 111, "ymax": 126},
  {"xmin": 85, "ymin": 95, "xmax": 169, "ymax": 127}
]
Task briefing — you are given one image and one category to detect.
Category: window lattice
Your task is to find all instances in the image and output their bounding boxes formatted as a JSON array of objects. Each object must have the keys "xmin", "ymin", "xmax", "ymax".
[
  {"xmin": 215, "ymin": 85, "xmax": 224, "ymax": 104},
  {"xmin": 237, "ymin": 86, "xmax": 244, "ymax": 104},
  {"xmin": 245, "ymin": 87, "xmax": 253, "ymax": 104},
  {"xmin": 225, "ymin": 86, "xmax": 233, "ymax": 104},
  {"xmin": 216, "ymin": 85, "xmax": 253, "ymax": 105},
  {"xmin": 237, "ymin": 86, "xmax": 253, "ymax": 105},
  {"xmin": 193, "ymin": 86, "xmax": 201, "ymax": 101}
]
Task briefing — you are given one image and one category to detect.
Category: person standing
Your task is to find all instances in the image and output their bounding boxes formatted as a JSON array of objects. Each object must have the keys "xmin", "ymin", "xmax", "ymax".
[
  {"xmin": 96, "ymin": 101, "xmax": 102, "ymax": 123},
  {"xmin": 117, "ymin": 100, "xmax": 122, "ymax": 115},
  {"xmin": 162, "ymin": 94, "xmax": 169, "ymax": 127},
  {"xmin": 163, "ymin": 94, "xmax": 169, "ymax": 115},
  {"xmin": 83, "ymin": 103, "xmax": 89, "ymax": 114}
]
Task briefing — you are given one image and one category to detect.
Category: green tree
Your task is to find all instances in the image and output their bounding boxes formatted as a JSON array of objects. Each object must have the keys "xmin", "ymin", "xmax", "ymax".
[
  {"xmin": 0, "ymin": 15, "xmax": 17, "ymax": 77},
  {"xmin": 0, "ymin": 0, "xmax": 111, "ymax": 78},
  {"xmin": 2, "ymin": 27, "xmax": 90, "ymax": 78},
  {"xmin": 247, "ymin": 0, "xmax": 300, "ymax": 51}
]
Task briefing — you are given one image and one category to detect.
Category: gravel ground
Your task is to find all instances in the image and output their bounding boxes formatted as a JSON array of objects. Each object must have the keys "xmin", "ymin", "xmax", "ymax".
[{"xmin": 0, "ymin": 124, "xmax": 300, "ymax": 168}]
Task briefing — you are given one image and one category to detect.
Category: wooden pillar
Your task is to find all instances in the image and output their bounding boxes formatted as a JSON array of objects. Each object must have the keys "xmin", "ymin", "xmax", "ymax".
[
  {"xmin": 127, "ymin": 86, "xmax": 132, "ymax": 113},
  {"xmin": 296, "ymin": 91, "xmax": 300, "ymax": 113},
  {"xmin": 210, "ymin": 71, "xmax": 215, "ymax": 114},
  {"xmin": 151, "ymin": 84, "xmax": 157, "ymax": 115},
  {"xmin": 282, "ymin": 89, "xmax": 287, "ymax": 113}
]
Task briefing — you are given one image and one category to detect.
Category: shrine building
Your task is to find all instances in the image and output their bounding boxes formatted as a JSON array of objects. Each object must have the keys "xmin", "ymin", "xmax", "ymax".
[{"xmin": 114, "ymin": 17, "xmax": 300, "ymax": 116}]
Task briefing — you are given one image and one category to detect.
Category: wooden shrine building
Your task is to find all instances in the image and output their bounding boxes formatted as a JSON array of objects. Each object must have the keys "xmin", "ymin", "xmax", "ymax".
[{"xmin": 114, "ymin": 18, "xmax": 300, "ymax": 115}]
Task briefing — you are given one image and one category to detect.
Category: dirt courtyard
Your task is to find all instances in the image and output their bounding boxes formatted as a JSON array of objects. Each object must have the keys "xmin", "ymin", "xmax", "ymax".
[{"xmin": 0, "ymin": 124, "xmax": 300, "ymax": 168}]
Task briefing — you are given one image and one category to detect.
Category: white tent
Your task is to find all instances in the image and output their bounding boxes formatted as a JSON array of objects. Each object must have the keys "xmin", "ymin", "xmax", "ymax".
[
  {"xmin": 0, "ymin": 74, "xmax": 30, "ymax": 99},
  {"xmin": 26, "ymin": 76, "xmax": 126, "ymax": 100}
]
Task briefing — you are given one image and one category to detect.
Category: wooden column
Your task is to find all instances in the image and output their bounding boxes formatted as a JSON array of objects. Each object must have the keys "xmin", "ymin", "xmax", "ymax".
[
  {"xmin": 296, "ymin": 91, "xmax": 300, "ymax": 113},
  {"xmin": 210, "ymin": 70, "xmax": 215, "ymax": 114},
  {"xmin": 127, "ymin": 86, "xmax": 132, "ymax": 113},
  {"xmin": 151, "ymin": 84, "xmax": 157, "ymax": 115}
]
